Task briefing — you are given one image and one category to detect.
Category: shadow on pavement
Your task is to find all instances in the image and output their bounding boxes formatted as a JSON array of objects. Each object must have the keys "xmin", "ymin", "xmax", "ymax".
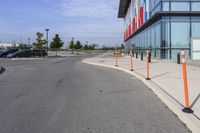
[{"xmin": 190, "ymin": 93, "xmax": 200, "ymax": 109}]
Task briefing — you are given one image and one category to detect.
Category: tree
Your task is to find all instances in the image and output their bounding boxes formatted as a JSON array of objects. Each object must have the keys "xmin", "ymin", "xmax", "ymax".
[
  {"xmin": 120, "ymin": 43, "xmax": 125, "ymax": 49},
  {"xmin": 74, "ymin": 41, "xmax": 82, "ymax": 49},
  {"xmin": 33, "ymin": 32, "xmax": 46, "ymax": 49},
  {"xmin": 83, "ymin": 45, "xmax": 89, "ymax": 50},
  {"xmin": 69, "ymin": 38, "xmax": 74, "ymax": 54},
  {"xmin": 50, "ymin": 34, "xmax": 64, "ymax": 56},
  {"xmin": 83, "ymin": 44, "xmax": 95, "ymax": 50},
  {"xmin": 33, "ymin": 32, "xmax": 46, "ymax": 56},
  {"xmin": 19, "ymin": 44, "xmax": 27, "ymax": 50}
]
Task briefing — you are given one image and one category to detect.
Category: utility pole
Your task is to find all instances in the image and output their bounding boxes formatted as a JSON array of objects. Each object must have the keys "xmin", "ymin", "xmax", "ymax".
[{"xmin": 45, "ymin": 29, "xmax": 49, "ymax": 56}]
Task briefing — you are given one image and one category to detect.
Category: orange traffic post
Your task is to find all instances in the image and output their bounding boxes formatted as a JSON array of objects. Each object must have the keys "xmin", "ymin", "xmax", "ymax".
[
  {"xmin": 115, "ymin": 49, "xmax": 118, "ymax": 67},
  {"xmin": 146, "ymin": 50, "xmax": 150, "ymax": 80},
  {"xmin": 130, "ymin": 48, "xmax": 133, "ymax": 71},
  {"xmin": 181, "ymin": 49, "xmax": 193, "ymax": 113}
]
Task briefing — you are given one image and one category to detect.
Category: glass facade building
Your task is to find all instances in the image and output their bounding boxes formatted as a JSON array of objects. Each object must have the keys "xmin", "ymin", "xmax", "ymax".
[{"xmin": 118, "ymin": 0, "xmax": 200, "ymax": 59}]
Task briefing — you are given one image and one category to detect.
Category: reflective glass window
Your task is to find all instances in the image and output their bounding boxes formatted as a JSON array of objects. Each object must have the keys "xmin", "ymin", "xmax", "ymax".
[
  {"xmin": 192, "ymin": 22, "xmax": 200, "ymax": 37},
  {"xmin": 155, "ymin": 23, "xmax": 161, "ymax": 48},
  {"xmin": 162, "ymin": 2, "xmax": 169, "ymax": 11},
  {"xmin": 171, "ymin": 22, "xmax": 190, "ymax": 48},
  {"xmin": 192, "ymin": 2, "xmax": 200, "ymax": 11},
  {"xmin": 162, "ymin": 21, "xmax": 170, "ymax": 47},
  {"xmin": 154, "ymin": 3, "xmax": 161, "ymax": 13},
  {"xmin": 171, "ymin": 2, "xmax": 190, "ymax": 11},
  {"xmin": 171, "ymin": 16, "xmax": 190, "ymax": 21},
  {"xmin": 150, "ymin": 0, "xmax": 155, "ymax": 11},
  {"xmin": 150, "ymin": 27, "xmax": 155, "ymax": 48},
  {"xmin": 147, "ymin": 28, "xmax": 152, "ymax": 48},
  {"xmin": 155, "ymin": 0, "xmax": 161, "ymax": 5}
]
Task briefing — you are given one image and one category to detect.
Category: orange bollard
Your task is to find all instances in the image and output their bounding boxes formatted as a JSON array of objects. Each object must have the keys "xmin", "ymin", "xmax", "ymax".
[
  {"xmin": 181, "ymin": 50, "xmax": 193, "ymax": 113},
  {"xmin": 146, "ymin": 50, "xmax": 150, "ymax": 80},
  {"xmin": 130, "ymin": 48, "xmax": 133, "ymax": 71},
  {"xmin": 115, "ymin": 49, "xmax": 118, "ymax": 67}
]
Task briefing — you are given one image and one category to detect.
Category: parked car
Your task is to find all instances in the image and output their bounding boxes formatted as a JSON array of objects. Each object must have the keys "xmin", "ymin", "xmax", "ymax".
[
  {"xmin": 7, "ymin": 50, "xmax": 32, "ymax": 58},
  {"xmin": 0, "ymin": 49, "xmax": 18, "ymax": 58}
]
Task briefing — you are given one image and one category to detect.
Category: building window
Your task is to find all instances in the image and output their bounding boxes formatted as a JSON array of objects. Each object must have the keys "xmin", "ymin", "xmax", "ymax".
[
  {"xmin": 191, "ymin": 2, "xmax": 200, "ymax": 11},
  {"xmin": 162, "ymin": 2, "xmax": 169, "ymax": 11},
  {"xmin": 192, "ymin": 22, "xmax": 200, "ymax": 37},
  {"xmin": 162, "ymin": 21, "xmax": 170, "ymax": 58},
  {"xmin": 192, "ymin": 17, "xmax": 200, "ymax": 37},
  {"xmin": 155, "ymin": 23, "xmax": 161, "ymax": 48},
  {"xmin": 171, "ymin": 21, "xmax": 190, "ymax": 59},
  {"xmin": 171, "ymin": 22, "xmax": 190, "ymax": 48},
  {"xmin": 171, "ymin": 2, "xmax": 190, "ymax": 11}
]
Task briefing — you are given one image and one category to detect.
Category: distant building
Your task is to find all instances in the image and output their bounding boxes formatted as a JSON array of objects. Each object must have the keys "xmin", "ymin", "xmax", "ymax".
[{"xmin": 118, "ymin": 0, "xmax": 200, "ymax": 59}]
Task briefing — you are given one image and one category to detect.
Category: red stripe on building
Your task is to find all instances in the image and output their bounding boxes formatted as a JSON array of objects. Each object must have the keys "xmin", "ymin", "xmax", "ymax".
[
  {"xmin": 140, "ymin": 7, "xmax": 144, "ymax": 25},
  {"xmin": 135, "ymin": 19, "xmax": 137, "ymax": 30},
  {"xmin": 126, "ymin": 28, "xmax": 128, "ymax": 39},
  {"xmin": 132, "ymin": 18, "xmax": 135, "ymax": 33}
]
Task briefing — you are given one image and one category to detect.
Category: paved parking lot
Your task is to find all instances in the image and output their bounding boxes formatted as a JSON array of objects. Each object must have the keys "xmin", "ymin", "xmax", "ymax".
[{"xmin": 0, "ymin": 57, "xmax": 190, "ymax": 133}]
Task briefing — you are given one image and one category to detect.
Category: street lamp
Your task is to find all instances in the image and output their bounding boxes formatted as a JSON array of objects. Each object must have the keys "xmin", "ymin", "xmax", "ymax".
[
  {"xmin": 71, "ymin": 37, "xmax": 74, "ymax": 54},
  {"xmin": 45, "ymin": 29, "xmax": 49, "ymax": 56},
  {"xmin": 28, "ymin": 38, "xmax": 30, "ymax": 46}
]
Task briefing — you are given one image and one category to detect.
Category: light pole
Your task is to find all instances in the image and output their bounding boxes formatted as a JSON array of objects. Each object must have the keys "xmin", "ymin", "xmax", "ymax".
[
  {"xmin": 71, "ymin": 37, "xmax": 74, "ymax": 54},
  {"xmin": 45, "ymin": 29, "xmax": 49, "ymax": 56},
  {"xmin": 28, "ymin": 38, "xmax": 30, "ymax": 45}
]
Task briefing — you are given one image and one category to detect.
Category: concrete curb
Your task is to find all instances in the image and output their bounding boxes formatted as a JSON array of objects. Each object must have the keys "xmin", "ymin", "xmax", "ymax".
[
  {"xmin": 82, "ymin": 59, "xmax": 200, "ymax": 133},
  {"xmin": 11, "ymin": 58, "xmax": 46, "ymax": 61}
]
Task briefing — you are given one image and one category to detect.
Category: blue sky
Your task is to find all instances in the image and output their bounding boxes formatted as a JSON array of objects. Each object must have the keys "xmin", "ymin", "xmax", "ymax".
[{"xmin": 0, "ymin": 0, "xmax": 123, "ymax": 46}]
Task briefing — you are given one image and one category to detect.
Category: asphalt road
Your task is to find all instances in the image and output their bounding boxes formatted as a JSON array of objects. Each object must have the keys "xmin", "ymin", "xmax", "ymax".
[{"xmin": 0, "ymin": 57, "xmax": 190, "ymax": 133}]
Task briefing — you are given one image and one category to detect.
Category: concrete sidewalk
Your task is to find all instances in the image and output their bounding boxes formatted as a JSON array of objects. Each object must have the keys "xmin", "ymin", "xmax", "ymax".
[{"xmin": 83, "ymin": 52, "xmax": 200, "ymax": 133}]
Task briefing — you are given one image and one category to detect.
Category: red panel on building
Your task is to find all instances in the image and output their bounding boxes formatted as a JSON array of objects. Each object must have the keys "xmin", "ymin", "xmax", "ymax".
[
  {"xmin": 135, "ymin": 19, "xmax": 137, "ymax": 30},
  {"xmin": 132, "ymin": 18, "xmax": 135, "ymax": 33},
  {"xmin": 129, "ymin": 24, "xmax": 131, "ymax": 36},
  {"xmin": 140, "ymin": 7, "xmax": 143, "ymax": 25}
]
